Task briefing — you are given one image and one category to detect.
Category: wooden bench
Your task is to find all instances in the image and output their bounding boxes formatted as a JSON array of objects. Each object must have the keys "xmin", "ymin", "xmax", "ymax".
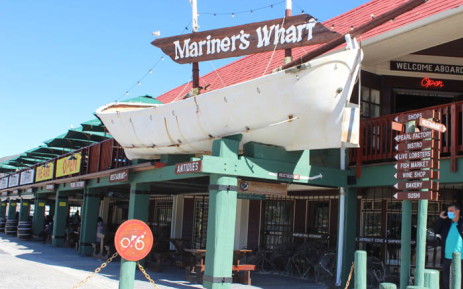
[{"xmin": 186, "ymin": 262, "xmax": 256, "ymax": 285}]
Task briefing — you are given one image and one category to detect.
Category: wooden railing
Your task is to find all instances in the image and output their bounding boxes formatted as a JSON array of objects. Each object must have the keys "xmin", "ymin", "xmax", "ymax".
[{"xmin": 350, "ymin": 101, "xmax": 463, "ymax": 176}]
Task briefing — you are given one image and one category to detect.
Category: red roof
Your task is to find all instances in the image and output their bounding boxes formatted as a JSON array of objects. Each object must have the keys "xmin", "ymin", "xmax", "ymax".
[{"xmin": 157, "ymin": 0, "xmax": 463, "ymax": 103}]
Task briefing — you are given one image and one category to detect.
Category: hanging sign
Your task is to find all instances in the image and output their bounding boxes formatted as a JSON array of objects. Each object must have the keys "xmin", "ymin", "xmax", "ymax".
[
  {"xmin": 69, "ymin": 181, "xmax": 85, "ymax": 189},
  {"xmin": 20, "ymin": 169, "xmax": 35, "ymax": 185},
  {"xmin": 394, "ymin": 110, "xmax": 434, "ymax": 123},
  {"xmin": 109, "ymin": 169, "xmax": 129, "ymax": 183},
  {"xmin": 394, "ymin": 150, "xmax": 436, "ymax": 161},
  {"xmin": 238, "ymin": 180, "xmax": 287, "ymax": 196},
  {"xmin": 45, "ymin": 184, "xmax": 55, "ymax": 191},
  {"xmin": 390, "ymin": 61, "xmax": 463, "ymax": 76},
  {"xmin": 395, "ymin": 131, "xmax": 433, "ymax": 142},
  {"xmin": 0, "ymin": 177, "xmax": 8, "ymax": 189},
  {"xmin": 393, "ymin": 180, "xmax": 438, "ymax": 191},
  {"xmin": 56, "ymin": 153, "xmax": 82, "ymax": 178},
  {"xmin": 152, "ymin": 14, "xmax": 340, "ymax": 64},
  {"xmin": 8, "ymin": 173, "xmax": 19, "ymax": 188},
  {"xmin": 36, "ymin": 162, "xmax": 54, "ymax": 182},
  {"xmin": 395, "ymin": 159, "xmax": 439, "ymax": 171},
  {"xmin": 114, "ymin": 219, "xmax": 154, "ymax": 261},
  {"xmin": 175, "ymin": 160, "xmax": 202, "ymax": 175}
]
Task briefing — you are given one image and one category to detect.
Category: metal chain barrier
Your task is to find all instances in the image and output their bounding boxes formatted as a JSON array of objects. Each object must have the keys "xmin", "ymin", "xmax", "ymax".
[
  {"xmin": 344, "ymin": 262, "xmax": 355, "ymax": 289},
  {"xmin": 137, "ymin": 261, "xmax": 160, "ymax": 289},
  {"xmin": 71, "ymin": 252, "xmax": 119, "ymax": 289}
]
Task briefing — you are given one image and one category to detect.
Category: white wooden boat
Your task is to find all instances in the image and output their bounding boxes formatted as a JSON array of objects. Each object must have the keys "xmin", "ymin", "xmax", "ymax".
[{"xmin": 96, "ymin": 45, "xmax": 363, "ymax": 160}]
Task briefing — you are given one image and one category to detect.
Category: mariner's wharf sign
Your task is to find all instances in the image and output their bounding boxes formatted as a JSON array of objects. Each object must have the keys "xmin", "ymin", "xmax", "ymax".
[
  {"xmin": 152, "ymin": 14, "xmax": 340, "ymax": 64},
  {"xmin": 390, "ymin": 61, "xmax": 463, "ymax": 76}
]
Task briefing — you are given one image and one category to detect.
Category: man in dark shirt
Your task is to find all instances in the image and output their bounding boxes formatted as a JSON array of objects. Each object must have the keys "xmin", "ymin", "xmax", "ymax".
[{"xmin": 434, "ymin": 203, "xmax": 463, "ymax": 289}]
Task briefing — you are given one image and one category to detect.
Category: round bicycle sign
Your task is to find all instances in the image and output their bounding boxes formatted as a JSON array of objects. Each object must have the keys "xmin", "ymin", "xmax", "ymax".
[{"xmin": 114, "ymin": 219, "xmax": 153, "ymax": 261}]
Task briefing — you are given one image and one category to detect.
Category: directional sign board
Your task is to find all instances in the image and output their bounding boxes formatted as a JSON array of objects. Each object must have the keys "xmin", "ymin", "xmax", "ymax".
[
  {"xmin": 394, "ymin": 170, "xmax": 439, "ymax": 180},
  {"xmin": 394, "ymin": 110, "xmax": 435, "ymax": 123},
  {"xmin": 393, "ymin": 191, "xmax": 437, "ymax": 201},
  {"xmin": 394, "ymin": 180, "xmax": 438, "ymax": 191},
  {"xmin": 395, "ymin": 150, "xmax": 436, "ymax": 161},
  {"xmin": 395, "ymin": 160, "xmax": 439, "ymax": 171},
  {"xmin": 395, "ymin": 131, "xmax": 434, "ymax": 142},
  {"xmin": 419, "ymin": 117, "xmax": 447, "ymax": 133},
  {"xmin": 395, "ymin": 139, "xmax": 436, "ymax": 152}
]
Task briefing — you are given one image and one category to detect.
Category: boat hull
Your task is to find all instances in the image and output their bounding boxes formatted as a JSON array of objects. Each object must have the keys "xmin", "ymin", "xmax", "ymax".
[{"xmin": 96, "ymin": 48, "xmax": 363, "ymax": 160}]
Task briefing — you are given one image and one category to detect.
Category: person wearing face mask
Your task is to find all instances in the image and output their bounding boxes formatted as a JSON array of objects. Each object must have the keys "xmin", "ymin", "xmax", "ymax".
[{"xmin": 434, "ymin": 203, "xmax": 463, "ymax": 289}]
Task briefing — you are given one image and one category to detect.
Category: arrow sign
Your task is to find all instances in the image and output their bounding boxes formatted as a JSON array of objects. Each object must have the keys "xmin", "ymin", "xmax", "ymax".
[
  {"xmin": 395, "ymin": 159, "xmax": 439, "ymax": 171},
  {"xmin": 394, "ymin": 150, "xmax": 436, "ymax": 161},
  {"xmin": 393, "ymin": 191, "xmax": 437, "ymax": 201},
  {"xmin": 394, "ymin": 110, "xmax": 435, "ymax": 123},
  {"xmin": 395, "ymin": 131, "xmax": 434, "ymax": 142},
  {"xmin": 419, "ymin": 117, "xmax": 447, "ymax": 133},
  {"xmin": 395, "ymin": 139, "xmax": 436, "ymax": 152},
  {"xmin": 394, "ymin": 180, "xmax": 439, "ymax": 191},
  {"xmin": 394, "ymin": 170, "xmax": 439, "ymax": 180}
]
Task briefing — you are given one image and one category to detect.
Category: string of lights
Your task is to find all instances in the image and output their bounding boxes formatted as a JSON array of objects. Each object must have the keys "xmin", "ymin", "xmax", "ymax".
[
  {"xmin": 199, "ymin": 0, "xmax": 285, "ymax": 17},
  {"xmin": 116, "ymin": 22, "xmax": 192, "ymax": 101}
]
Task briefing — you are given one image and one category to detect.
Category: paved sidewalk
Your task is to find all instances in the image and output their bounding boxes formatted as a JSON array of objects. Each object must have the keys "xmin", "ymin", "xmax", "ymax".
[{"xmin": 0, "ymin": 234, "xmax": 326, "ymax": 289}]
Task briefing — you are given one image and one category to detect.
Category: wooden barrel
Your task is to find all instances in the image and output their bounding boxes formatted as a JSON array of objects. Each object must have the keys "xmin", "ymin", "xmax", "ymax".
[
  {"xmin": 17, "ymin": 221, "xmax": 32, "ymax": 239},
  {"xmin": 5, "ymin": 219, "xmax": 18, "ymax": 235},
  {"xmin": 0, "ymin": 218, "xmax": 6, "ymax": 232}
]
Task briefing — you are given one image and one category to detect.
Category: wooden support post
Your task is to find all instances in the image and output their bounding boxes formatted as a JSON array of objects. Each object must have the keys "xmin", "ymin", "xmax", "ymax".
[
  {"xmin": 19, "ymin": 198, "xmax": 30, "ymax": 222},
  {"xmin": 400, "ymin": 200, "xmax": 412, "ymax": 289},
  {"xmin": 355, "ymin": 250, "xmax": 367, "ymax": 289},
  {"xmin": 452, "ymin": 252, "xmax": 461, "ymax": 289},
  {"xmin": 52, "ymin": 192, "xmax": 68, "ymax": 247},
  {"xmin": 423, "ymin": 269, "xmax": 439, "ymax": 289},
  {"xmin": 79, "ymin": 189, "xmax": 100, "ymax": 256},
  {"xmin": 340, "ymin": 188, "xmax": 358, "ymax": 286},
  {"xmin": 203, "ymin": 135, "xmax": 241, "ymax": 289},
  {"xmin": 451, "ymin": 103, "xmax": 457, "ymax": 172},
  {"xmin": 7, "ymin": 200, "xmax": 17, "ymax": 220},
  {"xmin": 415, "ymin": 199, "xmax": 428, "ymax": 287},
  {"xmin": 118, "ymin": 183, "xmax": 150, "ymax": 289},
  {"xmin": 32, "ymin": 198, "xmax": 46, "ymax": 236}
]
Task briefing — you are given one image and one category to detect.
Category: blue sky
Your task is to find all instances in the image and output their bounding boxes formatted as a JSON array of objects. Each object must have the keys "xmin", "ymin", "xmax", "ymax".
[{"xmin": 0, "ymin": 0, "xmax": 368, "ymax": 157}]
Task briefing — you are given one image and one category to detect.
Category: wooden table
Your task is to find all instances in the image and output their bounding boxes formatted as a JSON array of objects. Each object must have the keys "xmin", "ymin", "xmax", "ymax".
[{"xmin": 184, "ymin": 249, "xmax": 255, "ymax": 285}]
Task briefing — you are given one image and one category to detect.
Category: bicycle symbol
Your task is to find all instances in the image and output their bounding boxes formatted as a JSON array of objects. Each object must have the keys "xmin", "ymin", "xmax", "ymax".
[{"xmin": 120, "ymin": 234, "xmax": 145, "ymax": 251}]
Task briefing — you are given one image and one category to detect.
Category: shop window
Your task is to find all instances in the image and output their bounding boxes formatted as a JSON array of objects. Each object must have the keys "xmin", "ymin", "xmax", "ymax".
[
  {"xmin": 361, "ymin": 86, "xmax": 381, "ymax": 119},
  {"xmin": 153, "ymin": 199, "xmax": 173, "ymax": 251},
  {"xmin": 262, "ymin": 200, "xmax": 293, "ymax": 250},
  {"xmin": 192, "ymin": 197, "xmax": 208, "ymax": 249},
  {"xmin": 310, "ymin": 201, "xmax": 330, "ymax": 234}
]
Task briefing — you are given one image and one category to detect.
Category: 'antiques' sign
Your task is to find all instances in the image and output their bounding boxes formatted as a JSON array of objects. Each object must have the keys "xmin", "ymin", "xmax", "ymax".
[
  {"xmin": 36, "ymin": 162, "xmax": 54, "ymax": 182},
  {"xmin": 20, "ymin": 169, "xmax": 35, "ymax": 185},
  {"xmin": 175, "ymin": 160, "xmax": 202, "ymax": 175},
  {"xmin": 153, "ymin": 14, "xmax": 340, "ymax": 64},
  {"xmin": 109, "ymin": 169, "xmax": 129, "ymax": 183},
  {"xmin": 390, "ymin": 61, "xmax": 463, "ymax": 76},
  {"xmin": 56, "ymin": 153, "xmax": 82, "ymax": 178}
]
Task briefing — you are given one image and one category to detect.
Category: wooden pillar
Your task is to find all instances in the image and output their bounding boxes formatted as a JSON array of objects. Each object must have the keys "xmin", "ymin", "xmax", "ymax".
[
  {"xmin": 203, "ymin": 135, "xmax": 241, "ymax": 289},
  {"xmin": 52, "ymin": 192, "xmax": 68, "ymax": 247},
  {"xmin": 7, "ymin": 200, "xmax": 18, "ymax": 220},
  {"xmin": 79, "ymin": 189, "xmax": 100, "ymax": 256},
  {"xmin": 118, "ymin": 183, "xmax": 150, "ymax": 289},
  {"xmin": 0, "ymin": 201, "xmax": 6, "ymax": 219},
  {"xmin": 32, "ymin": 197, "xmax": 46, "ymax": 236}
]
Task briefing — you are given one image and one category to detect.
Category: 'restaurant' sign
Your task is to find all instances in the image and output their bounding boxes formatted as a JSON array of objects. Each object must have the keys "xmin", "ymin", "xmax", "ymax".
[
  {"xmin": 20, "ymin": 169, "xmax": 35, "ymax": 185},
  {"xmin": 175, "ymin": 160, "xmax": 202, "ymax": 175},
  {"xmin": 419, "ymin": 117, "xmax": 447, "ymax": 133},
  {"xmin": 56, "ymin": 153, "xmax": 82, "ymax": 178},
  {"xmin": 36, "ymin": 162, "xmax": 54, "ymax": 182},
  {"xmin": 109, "ymin": 169, "xmax": 129, "ymax": 183},
  {"xmin": 152, "ymin": 14, "xmax": 340, "ymax": 64},
  {"xmin": 390, "ymin": 61, "xmax": 463, "ymax": 76}
]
